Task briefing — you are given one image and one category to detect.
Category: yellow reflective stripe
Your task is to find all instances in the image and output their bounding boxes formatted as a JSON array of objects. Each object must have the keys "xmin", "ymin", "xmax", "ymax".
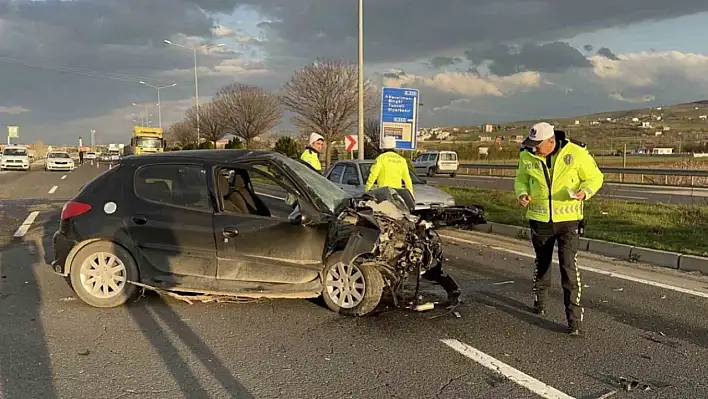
[
  {"xmin": 528, "ymin": 204, "xmax": 548, "ymax": 214},
  {"xmin": 553, "ymin": 204, "xmax": 581, "ymax": 215}
]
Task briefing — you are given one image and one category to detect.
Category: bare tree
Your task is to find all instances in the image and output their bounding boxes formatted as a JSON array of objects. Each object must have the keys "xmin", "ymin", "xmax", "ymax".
[
  {"xmin": 364, "ymin": 118, "xmax": 381, "ymax": 150},
  {"xmin": 213, "ymin": 83, "xmax": 282, "ymax": 148},
  {"xmin": 185, "ymin": 101, "xmax": 227, "ymax": 148},
  {"xmin": 165, "ymin": 121, "xmax": 196, "ymax": 148},
  {"xmin": 280, "ymin": 58, "xmax": 377, "ymax": 168}
]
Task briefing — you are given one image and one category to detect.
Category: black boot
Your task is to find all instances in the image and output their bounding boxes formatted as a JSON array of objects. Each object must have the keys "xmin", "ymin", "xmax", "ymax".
[
  {"xmin": 533, "ymin": 299, "xmax": 546, "ymax": 316},
  {"xmin": 568, "ymin": 320, "xmax": 581, "ymax": 336}
]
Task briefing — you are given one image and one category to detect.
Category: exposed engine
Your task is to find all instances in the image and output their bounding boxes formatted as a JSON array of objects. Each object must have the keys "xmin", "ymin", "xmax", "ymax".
[{"xmin": 334, "ymin": 188, "xmax": 477, "ymax": 307}]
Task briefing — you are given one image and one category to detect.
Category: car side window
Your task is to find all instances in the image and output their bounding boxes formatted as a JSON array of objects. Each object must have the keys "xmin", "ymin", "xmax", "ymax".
[
  {"xmin": 328, "ymin": 164, "xmax": 345, "ymax": 183},
  {"xmin": 342, "ymin": 165, "xmax": 359, "ymax": 185},
  {"xmin": 135, "ymin": 164, "xmax": 210, "ymax": 211}
]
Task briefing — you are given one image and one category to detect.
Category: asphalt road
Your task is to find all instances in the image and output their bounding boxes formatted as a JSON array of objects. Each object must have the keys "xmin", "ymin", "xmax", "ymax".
[
  {"xmin": 2, "ymin": 162, "xmax": 708, "ymax": 398},
  {"xmin": 427, "ymin": 175, "xmax": 708, "ymax": 205}
]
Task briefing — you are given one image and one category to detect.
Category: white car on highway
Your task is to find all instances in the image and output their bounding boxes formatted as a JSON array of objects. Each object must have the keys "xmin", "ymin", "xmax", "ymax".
[
  {"xmin": 0, "ymin": 145, "xmax": 31, "ymax": 171},
  {"xmin": 45, "ymin": 151, "xmax": 75, "ymax": 172}
]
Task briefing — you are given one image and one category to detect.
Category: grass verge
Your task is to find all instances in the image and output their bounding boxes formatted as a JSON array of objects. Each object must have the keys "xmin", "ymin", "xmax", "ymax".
[{"xmin": 440, "ymin": 186, "xmax": 708, "ymax": 257}]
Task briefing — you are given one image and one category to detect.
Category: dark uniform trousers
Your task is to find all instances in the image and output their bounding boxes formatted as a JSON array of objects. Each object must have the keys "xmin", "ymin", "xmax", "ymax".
[{"xmin": 530, "ymin": 219, "xmax": 583, "ymax": 325}]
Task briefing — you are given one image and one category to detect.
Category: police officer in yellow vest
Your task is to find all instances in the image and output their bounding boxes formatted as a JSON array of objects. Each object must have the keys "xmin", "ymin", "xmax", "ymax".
[
  {"xmin": 514, "ymin": 122, "xmax": 604, "ymax": 336},
  {"xmin": 300, "ymin": 133, "xmax": 325, "ymax": 172},
  {"xmin": 364, "ymin": 136, "xmax": 414, "ymax": 197}
]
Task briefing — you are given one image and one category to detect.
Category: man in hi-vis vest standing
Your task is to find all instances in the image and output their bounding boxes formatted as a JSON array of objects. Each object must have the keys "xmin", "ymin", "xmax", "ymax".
[{"xmin": 514, "ymin": 122, "xmax": 604, "ymax": 336}]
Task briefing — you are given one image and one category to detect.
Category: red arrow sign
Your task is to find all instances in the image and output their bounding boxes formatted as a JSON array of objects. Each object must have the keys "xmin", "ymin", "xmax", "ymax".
[{"xmin": 345, "ymin": 135, "xmax": 358, "ymax": 152}]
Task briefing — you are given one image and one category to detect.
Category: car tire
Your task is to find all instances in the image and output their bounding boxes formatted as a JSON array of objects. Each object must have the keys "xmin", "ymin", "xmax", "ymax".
[
  {"xmin": 450, "ymin": 172, "xmax": 456, "ymax": 177},
  {"xmin": 322, "ymin": 256, "xmax": 384, "ymax": 316},
  {"xmin": 69, "ymin": 241, "xmax": 139, "ymax": 308},
  {"xmin": 427, "ymin": 167, "xmax": 435, "ymax": 177}
]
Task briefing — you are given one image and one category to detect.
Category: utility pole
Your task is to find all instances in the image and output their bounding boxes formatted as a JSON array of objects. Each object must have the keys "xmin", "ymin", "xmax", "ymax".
[{"xmin": 357, "ymin": 0, "xmax": 365, "ymax": 160}]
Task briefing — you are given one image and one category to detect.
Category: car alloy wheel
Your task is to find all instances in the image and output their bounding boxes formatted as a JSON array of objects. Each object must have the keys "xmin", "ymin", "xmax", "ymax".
[
  {"xmin": 79, "ymin": 251, "xmax": 127, "ymax": 299},
  {"xmin": 321, "ymin": 256, "xmax": 384, "ymax": 316},
  {"xmin": 69, "ymin": 241, "xmax": 139, "ymax": 308},
  {"xmin": 325, "ymin": 262, "xmax": 366, "ymax": 309}
]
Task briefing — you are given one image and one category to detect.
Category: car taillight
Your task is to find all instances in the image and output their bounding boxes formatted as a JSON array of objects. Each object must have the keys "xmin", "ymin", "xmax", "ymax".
[{"xmin": 61, "ymin": 201, "xmax": 92, "ymax": 220}]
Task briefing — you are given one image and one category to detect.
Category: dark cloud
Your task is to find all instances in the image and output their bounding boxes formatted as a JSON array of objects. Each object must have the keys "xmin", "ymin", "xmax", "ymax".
[
  {"xmin": 237, "ymin": 0, "xmax": 708, "ymax": 63},
  {"xmin": 427, "ymin": 56, "xmax": 462, "ymax": 69},
  {"xmin": 466, "ymin": 42, "xmax": 592, "ymax": 76},
  {"xmin": 597, "ymin": 47, "xmax": 620, "ymax": 60}
]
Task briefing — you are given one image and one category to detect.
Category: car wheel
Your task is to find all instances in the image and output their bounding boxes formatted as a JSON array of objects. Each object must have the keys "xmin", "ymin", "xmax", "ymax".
[
  {"xmin": 322, "ymin": 257, "xmax": 384, "ymax": 316},
  {"xmin": 69, "ymin": 241, "xmax": 139, "ymax": 308},
  {"xmin": 427, "ymin": 167, "xmax": 435, "ymax": 177},
  {"xmin": 450, "ymin": 172, "xmax": 456, "ymax": 177}
]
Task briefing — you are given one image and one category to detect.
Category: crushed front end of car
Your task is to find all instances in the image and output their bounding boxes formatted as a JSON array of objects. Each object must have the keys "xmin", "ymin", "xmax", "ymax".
[{"xmin": 328, "ymin": 187, "xmax": 486, "ymax": 312}]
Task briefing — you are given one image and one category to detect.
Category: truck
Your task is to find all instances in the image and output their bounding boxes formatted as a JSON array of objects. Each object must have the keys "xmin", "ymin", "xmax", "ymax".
[{"xmin": 124, "ymin": 126, "xmax": 165, "ymax": 156}]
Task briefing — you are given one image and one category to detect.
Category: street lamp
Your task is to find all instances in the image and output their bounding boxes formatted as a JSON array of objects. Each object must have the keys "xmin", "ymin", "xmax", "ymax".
[
  {"xmin": 132, "ymin": 103, "xmax": 156, "ymax": 126},
  {"xmin": 139, "ymin": 81, "xmax": 177, "ymax": 128},
  {"xmin": 163, "ymin": 39, "xmax": 225, "ymax": 144}
]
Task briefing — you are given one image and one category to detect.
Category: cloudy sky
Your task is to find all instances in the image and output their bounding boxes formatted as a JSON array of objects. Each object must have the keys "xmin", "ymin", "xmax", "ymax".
[{"xmin": 2, "ymin": 0, "xmax": 708, "ymax": 145}]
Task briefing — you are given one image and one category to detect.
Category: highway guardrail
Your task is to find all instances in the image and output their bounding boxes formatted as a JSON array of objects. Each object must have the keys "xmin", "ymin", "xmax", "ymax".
[{"xmin": 457, "ymin": 163, "xmax": 708, "ymax": 187}]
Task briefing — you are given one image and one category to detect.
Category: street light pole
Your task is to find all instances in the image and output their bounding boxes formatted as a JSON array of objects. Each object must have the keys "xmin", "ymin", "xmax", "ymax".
[
  {"xmin": 357, "ymin": 0, "xmax": 365, "ymax": 160},
  {"xmin": 139, "ymin": 81, "xmax": 177, "ymax": 129},
  {"xmin": 164, "ymin": 40, "xmax": 225, "ymax": 145}
]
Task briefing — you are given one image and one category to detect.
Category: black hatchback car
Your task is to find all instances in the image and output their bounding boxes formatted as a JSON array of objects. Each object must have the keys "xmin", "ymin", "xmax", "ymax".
[{"xmin": 50, "ymin": 150, "xmax": 485, "ymax": 316}]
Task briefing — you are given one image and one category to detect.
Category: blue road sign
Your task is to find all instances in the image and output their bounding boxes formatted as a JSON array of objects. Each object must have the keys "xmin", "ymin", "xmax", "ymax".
[{"xmin": 380, "ymin": 87, "xmax": 419, "ymax": 150}]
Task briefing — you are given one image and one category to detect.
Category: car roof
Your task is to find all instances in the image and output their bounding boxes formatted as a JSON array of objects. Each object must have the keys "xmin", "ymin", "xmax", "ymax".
[
  {"xmin": 119, "ymin": 149, "xmax": 283, "ymax": 165},
  {"xmin": 331, "ymin": 159, "xmax": 374, "ymax": 165}
]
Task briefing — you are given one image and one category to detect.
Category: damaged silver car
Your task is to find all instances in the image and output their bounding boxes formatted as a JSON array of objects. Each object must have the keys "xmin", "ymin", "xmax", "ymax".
[{"xmin": 49, "ymin": 150, "xmax": 486, "ymax": 316}]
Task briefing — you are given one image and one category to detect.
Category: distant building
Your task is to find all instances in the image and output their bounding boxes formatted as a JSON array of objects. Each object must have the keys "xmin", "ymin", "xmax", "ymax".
[
  {"xmin": 652, "ymin": 147, "xmax": 673, "ymax": 155},
  {"xmin": 641, "ymin": 121, "xmax": 651, "ymax": 128},
  {"xmin": 479, "ymin": 136, "xmax": 492, "ymax": 142},
  {"xmin": 574, "ymin": 120, "xmax": 580, "ymax": 125},
  {"xmin": 512, "ymin": 135, "xmax": 524, "ymax": 143},
  {"xmin": 482, "ymin": 124, "xmax": 494, "ymax": 133},
  {"xmin": 700, "ymin": 115, "xmax": 707, "ymax": 120}
]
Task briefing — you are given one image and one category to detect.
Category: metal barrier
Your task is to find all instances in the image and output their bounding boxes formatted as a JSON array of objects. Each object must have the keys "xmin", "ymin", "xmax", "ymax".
[{"xmin": 457, "ymin": 163, "xmax": 708, "ymax": 187}]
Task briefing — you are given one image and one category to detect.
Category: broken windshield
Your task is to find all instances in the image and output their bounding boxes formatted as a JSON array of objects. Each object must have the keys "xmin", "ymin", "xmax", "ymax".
[{"xmin": 278, "ymin": 156, "xmax": 348, "ymax": 214}]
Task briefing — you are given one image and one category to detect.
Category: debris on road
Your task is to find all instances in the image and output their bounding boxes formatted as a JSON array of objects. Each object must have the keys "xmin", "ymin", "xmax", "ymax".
[
  {"xmin": 415, "ymin": 302, "xmax": 435, "ymax": 311},
  {"xmin": 129, "ymin": 280, "xmax": 265, "ymax": 305},
  {"xmin": 78, "ymin": 349, "xmax": 90, "ymax": 356},
  {"xmin": 596, "ymin": 389, "xmax": 618, "ymax": 398},
  {"xmin": 612, "ymin": 288, "xmax": 624, "ymax": 292},
  {"xmin": 492, "ymin": 280, "xmax": 514, "ymax": 285}
]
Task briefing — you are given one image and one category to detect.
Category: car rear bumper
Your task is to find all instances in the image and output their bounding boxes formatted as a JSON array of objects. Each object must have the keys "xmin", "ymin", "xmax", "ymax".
[{"xmin": 50, "ymin": 230, "xmax": 75, "ymax": 276}]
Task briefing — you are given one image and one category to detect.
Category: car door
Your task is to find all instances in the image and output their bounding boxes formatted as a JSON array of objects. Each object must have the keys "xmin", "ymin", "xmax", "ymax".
[
  {"xmin": 325, "ymin": 163, "xmax": 345, "ymax": 188},
  {"xmin": 212, "ymin": 164, "xmax": 325, "ymax": 285},
  {"xmin": 126, "ymin": 163, "xmax": 218, "ymax": 279},
  {"xmin": 339, "ymin": 163, "xmax": 364, "ymax": 196}
]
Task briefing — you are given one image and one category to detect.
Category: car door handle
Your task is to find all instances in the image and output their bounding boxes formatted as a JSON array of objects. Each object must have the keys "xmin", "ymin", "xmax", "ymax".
[
  {"xmin": 222, "ymin": 227, "xmax": 239, "ymax": 237},
  {"xmin": 132, "ymin": 216, "xmax": 147, "ymax": 225}
]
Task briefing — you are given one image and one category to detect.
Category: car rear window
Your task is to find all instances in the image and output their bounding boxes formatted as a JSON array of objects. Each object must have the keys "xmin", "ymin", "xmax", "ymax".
[
  {"xmin": 441, "ymin": 153, "xmax": 457, "ymax": 161},
  {"xmin": 134, "ymin": 164, "xmax": 210, "ymax": 211}
]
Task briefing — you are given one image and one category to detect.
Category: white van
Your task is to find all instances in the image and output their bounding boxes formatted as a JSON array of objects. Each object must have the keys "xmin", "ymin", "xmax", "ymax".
[
  {"xmin": 1, "ymin": 145, "xmax": 31, "ymax": 171},
  {"xmin": 413, "ymin": 150, "xmax": 459, "ymax": 177}
]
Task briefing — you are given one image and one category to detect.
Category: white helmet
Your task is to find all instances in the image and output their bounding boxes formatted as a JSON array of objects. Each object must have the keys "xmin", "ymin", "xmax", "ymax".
[
  {"xmin": 381, "ymin": 136, "xmax": 396, "ymax": 150},
  {"xmin": 308, "ymin": 132, "xmax": 325, "ymax": 146}
]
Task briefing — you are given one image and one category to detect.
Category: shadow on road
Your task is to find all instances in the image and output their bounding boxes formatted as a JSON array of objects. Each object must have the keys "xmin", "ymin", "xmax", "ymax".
[
  {"xmin": 127, "ymin": 297, "xmax": 254, "ymax": 399},
  {"xmin": 0, "ymin": 235, "xmax": 57, "ymax": 398}
]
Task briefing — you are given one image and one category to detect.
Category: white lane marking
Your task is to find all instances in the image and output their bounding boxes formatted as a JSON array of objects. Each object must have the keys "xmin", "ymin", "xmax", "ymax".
[
  {"xmin": 441, "ymin": 339, "xmax": 575, "ymax": 399},
  {"xmin": 48, "ymin": 185, "xmax": 58, "ymax": 194},
  {"xmin": 13, "ymin": 211, "xmax": 40, "ymax": 238},
  {"xmin": 61, "ymin": 175, "xmax": 67, "ymax": 180},
  {"xmin": 440, "ymin": 234, "xmax": 708, "ymax": 300}
]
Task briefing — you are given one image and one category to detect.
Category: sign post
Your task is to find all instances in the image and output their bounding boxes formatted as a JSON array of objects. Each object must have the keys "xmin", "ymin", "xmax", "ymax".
[
  {"xmin": 380, "ymin": 87, "xmax": 419, "ymax": 151},
  {"xmin": 345, "ymin": 135, "xmax": 358, "ymax": 152},
  {"xmin": 7, "ymin": 125, "xmax": 18, "ymax": 145}
]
